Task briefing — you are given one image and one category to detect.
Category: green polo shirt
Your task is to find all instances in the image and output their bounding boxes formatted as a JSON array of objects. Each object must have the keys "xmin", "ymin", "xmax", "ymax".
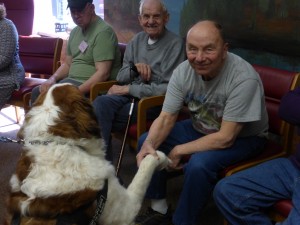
[{"xmin": 67, "ymin": 16, "xmax": 121, "ymax": 82}]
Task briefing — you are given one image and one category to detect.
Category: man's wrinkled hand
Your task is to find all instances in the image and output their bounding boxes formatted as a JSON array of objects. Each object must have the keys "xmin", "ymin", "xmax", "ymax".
[
  {"xmin": 107, "ymin": 85, "xmax": 129, "ymax": 95},
  {"xmin": 39, "ymin": 79, "xmax": 55, "ymax": 94},
  {"xmin": 136, "ymin": 140, "xmax": 158, "ymax": 167},
  {"xmin": 167, "ymin": 147, "xmax": 184, "ymax": 171},
  {"xmin": 135, "ymin": 63, "xmax": 151, "ymax": 82}
]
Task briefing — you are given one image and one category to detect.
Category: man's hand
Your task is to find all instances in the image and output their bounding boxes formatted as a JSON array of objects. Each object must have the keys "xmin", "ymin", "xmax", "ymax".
[
  {"xmin": 135, "ymin": 63, "xmax": 151, "ymax": 82},
  {"xmin": 107, "ymin": 85, "xmax": 129, "ymax": 95},
  {"xmin": 39, "ymin": 78, "xmax": 55, "ymax": 94},
  {"xmin": 136, "ymin": 139, "xmax": 159, "ymax": 167},
  {"xmin": 167, "ymin": 146, "xmax": 184, "ymax": 171}
]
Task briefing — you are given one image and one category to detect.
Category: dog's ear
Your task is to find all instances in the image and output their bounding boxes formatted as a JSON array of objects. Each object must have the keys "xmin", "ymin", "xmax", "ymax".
[
  {"xmin": 32, "ymin": 89, "xmax": 47, "ymax": 107},
  {"xmin": 48, "ymin": 85, "xmax": 101, "ymax": 139},
  {"xmin": 18, "ymin": 90, "xmax": 48, "ymax": 139}
]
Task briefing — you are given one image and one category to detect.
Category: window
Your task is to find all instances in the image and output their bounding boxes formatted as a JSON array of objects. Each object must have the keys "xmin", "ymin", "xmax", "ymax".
[{"xmin": 33, "ymin": 0, "xmax": 104, "ymax": 38}]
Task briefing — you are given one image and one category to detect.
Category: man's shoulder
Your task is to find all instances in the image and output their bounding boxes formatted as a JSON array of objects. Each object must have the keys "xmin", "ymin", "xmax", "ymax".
[
  {"xmin": 0, "ymin": 18, "xmax": 15, "ymax": 34},
  {"xmin": 177, "ymin": 60, "xmax": 190, "ymax": 69},
  {"xmin": 2, "ymin": 18, "xmax": 13, "ymax": 26},
  {"xmin": 224, "ymin": 52, "xmax": 259, "ymax": 81},
  {"xmin": 69, "ymin": 25, "xmax": 80, "ymax": 35},
  {"xmin": 94, "ymin": 17, "xmax": 115, "ymax": 33},
  {"xmin": 172, "ymin": 60, "xmax": 192, "ymax": 78},
  {"xmin": 226, "ymin": 52, "xmax": 255, "ymax": 72}
]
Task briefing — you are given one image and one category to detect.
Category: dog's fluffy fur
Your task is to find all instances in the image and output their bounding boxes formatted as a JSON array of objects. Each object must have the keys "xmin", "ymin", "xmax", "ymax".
[{"xmin": 5, "ymin": 83, "xmax": 169, "ymax": 225}]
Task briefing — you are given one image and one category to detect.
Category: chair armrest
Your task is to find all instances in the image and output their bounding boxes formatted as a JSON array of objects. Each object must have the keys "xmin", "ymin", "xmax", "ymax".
[
  {"xmin": 223, "ymin": 120, "xmax": 296, "ymax": 177},
  {"xmin": 90, "ymin": 80, "xmax": 118, "ymax": 101},
  {"xmin": 223, "ymin": 71, "xmax": 300, "ymax": 178},
  {"xmin": 136, "ymin": 95, "xmax": 165, "ymax": 138},
  {"xmin": 224, "ymin": 151, "xmax": 287, "ymax": 177}
]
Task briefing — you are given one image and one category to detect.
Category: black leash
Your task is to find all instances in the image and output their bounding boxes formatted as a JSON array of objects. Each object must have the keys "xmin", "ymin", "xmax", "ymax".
[
  {"xmin": 0, "ymin": 136, "xmax": 24, "ymax": 144},
  {"xmin": 89, "ymin": 179, "xmax": 108, "ymax": 225},
  {"xmin": 10, "ymin": 213, "xmax": 20, "ymax": 225}
]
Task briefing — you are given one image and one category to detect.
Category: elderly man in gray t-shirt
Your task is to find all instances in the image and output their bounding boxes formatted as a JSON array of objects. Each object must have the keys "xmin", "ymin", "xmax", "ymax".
[{"xmin": 136, "ymin": 20, "xmax": 268, "ymax": 225}]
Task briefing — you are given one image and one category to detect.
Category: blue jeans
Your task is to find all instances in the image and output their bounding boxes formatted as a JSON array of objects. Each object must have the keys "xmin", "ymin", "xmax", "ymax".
[
  {"xmin": 93, "ymin": 94, "xmax": 161, "ymax": 161},
  {"xmin": 213, "ymin": 158, "xmax": 300, "ymax": 225},
  {"xmin": 138, "ymin": 119, "xmax": 266, "ymax": 225}
]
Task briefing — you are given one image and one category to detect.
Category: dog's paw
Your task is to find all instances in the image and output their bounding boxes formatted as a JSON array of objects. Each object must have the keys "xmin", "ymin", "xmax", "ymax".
[
  {"xmin": 140, "ymin": 151, "xmax": 171, "ymax": 172},
  {"xmin": 155, "ymin": 150, "xmax": 171, "ymax": 171}
]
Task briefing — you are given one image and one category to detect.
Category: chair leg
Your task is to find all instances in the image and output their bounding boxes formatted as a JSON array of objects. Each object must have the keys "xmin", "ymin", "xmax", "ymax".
[{"xmin": 14, "ymin": 106, "xmax": 21, "ymax": 124}]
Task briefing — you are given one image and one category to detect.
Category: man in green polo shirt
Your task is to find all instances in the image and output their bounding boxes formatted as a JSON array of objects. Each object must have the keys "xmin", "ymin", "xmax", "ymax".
[{"xmin": 31, "ymin": 0, "xmax": 121, "ymax": 102}]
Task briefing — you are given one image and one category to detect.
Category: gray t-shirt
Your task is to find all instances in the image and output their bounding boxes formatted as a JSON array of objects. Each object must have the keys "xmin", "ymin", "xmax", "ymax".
[{"xmin": 163, "ymin": 52, "xmax": 268, "ymax": 137}]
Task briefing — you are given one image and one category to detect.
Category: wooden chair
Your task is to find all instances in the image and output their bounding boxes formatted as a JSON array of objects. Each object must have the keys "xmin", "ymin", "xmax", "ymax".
[
  {"xmin": 221, "ymin": 65, "xmax": 300, "ymax": 177},
  {"xmin": 221, "ymin": 65, "xmax": 300, "ymax": 225},
  {"xmin": 7, "ymin": 36, "xmax": 63, "ymax": 123}
]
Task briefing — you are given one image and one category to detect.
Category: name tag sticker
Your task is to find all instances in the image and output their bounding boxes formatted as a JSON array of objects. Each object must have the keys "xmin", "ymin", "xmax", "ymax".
[{"xmin": 79, "ymin": 40, "xmax": 88, "ymax": 53}]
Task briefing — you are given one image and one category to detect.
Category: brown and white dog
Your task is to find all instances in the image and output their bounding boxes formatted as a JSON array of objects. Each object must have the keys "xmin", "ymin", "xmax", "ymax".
[{"xmin": 5, "ymin": 83, "xmax": 169, "ymax": 225}]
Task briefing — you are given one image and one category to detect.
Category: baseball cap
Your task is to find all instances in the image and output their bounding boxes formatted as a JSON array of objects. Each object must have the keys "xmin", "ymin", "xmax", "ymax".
[{"xmin": 67, "ymin": 0, "xmax": 93, "ymax": 10}]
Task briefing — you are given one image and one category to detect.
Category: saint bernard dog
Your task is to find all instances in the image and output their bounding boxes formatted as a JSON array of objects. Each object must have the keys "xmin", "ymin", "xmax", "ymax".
[{"xmin": 5, "ymin": 83, "xmax": 170, "ymax": 225}]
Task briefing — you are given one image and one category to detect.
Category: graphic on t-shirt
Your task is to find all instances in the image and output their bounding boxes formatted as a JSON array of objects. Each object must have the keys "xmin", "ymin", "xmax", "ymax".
[{"xmin": 185, "ymin": 93, "xmax": 224, "ymax": 134}]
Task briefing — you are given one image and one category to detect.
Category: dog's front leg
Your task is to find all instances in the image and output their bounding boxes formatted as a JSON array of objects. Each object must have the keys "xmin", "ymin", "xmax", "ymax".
[{"xmin": 127, "ymin": 151, "xmax": 169, "ymax": 202}]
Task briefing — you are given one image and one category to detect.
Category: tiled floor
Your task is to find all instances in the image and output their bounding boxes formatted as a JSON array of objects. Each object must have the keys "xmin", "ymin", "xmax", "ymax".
[
  {"xmin": 0, "ymin": 106, "xmax": 223, "ymax": 225},
  {"xmin": 0, "ymin": 106, "xmax": 24, "ymax": 135}
]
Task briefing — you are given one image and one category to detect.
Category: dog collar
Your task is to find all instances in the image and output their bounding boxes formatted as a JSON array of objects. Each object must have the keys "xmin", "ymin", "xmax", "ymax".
[
  {"xmin": 0, "ymin": 136, "xmax": 24, "ymax": 144},
  {"xmin": 0, "ymin": 137, "xmax": 52, "ymax": 146},
  {"xmin": 28, "ymin": 140, "xmax": 53, "ymax": 145}
]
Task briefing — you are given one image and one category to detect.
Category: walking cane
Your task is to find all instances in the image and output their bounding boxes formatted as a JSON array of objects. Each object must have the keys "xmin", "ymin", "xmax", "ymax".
[{"xmin": 115, "ymin": 62, "xmax": 138, "ymax": 177}]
